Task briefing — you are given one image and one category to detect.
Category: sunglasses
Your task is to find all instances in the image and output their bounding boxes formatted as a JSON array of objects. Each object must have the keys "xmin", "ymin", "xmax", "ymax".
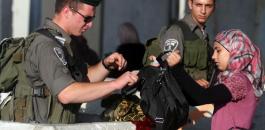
[{"xmin": 70, "ymin": 8, "xmax": 95, "ymax": 23}]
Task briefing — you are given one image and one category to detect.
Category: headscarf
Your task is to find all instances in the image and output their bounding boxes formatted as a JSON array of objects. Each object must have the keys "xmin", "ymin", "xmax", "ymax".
[{"xmin": 214, "ymin": 29, "xmax": 264, "ymax": 97}]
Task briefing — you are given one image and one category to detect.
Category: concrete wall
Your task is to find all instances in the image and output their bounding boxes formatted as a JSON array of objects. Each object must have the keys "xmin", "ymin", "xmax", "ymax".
[
  {"xmin": 206, "ymin": 0, "xmax": 262, "ymax": 48},
  {"xmin": 207, "ymin": 0, "xmax": 257, "ymax": 39},
  {"xmin": 204, "ymin": 0, "xmax": 265, "ymax": 62},
  {"xmin": 1, "ymin": 0, "xmax": 265, "ymax": 57}
]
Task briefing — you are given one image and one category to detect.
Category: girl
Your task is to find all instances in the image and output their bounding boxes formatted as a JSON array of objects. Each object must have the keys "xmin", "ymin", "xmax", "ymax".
[{"xmin": 167, "ymin": 29, "xmax": 264, "ymax": 130}]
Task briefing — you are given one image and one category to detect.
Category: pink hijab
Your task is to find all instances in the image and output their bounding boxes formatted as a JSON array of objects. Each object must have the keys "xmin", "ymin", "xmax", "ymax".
[{"xmin": 215, "ymin": 29, "xmax": 264, "ymax": 97}]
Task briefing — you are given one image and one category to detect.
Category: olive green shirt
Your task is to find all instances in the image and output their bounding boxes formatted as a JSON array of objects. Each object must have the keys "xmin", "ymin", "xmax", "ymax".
[
  {"xmin": 162, "ymin": 14, "xmax": 209, "ymax": 55},
  {"xmin": 25, "ymin": 18, "xmax": 76, "ymax": 123},
  {"xmin": 181, "ymin": 14, "xmax": 209, "ymax": 43},
  {"xmin": 143, "ymin": 14, "xmax": 209, "ymax": 65}
]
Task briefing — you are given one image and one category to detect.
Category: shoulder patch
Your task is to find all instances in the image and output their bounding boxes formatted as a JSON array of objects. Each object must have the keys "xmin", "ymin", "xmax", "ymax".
[
  {"xmin": 54, "ymin": 47, "xmax": 67, "ymax": 65},
  {"xmin": 164, "ymin": 39, "xmax": 179, "ymax": 52}
]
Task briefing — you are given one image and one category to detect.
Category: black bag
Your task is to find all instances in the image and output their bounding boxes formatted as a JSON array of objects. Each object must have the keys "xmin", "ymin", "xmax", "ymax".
[{"xmin": 138, "ymin": 63, "xmax": 189, "ymax": 130}]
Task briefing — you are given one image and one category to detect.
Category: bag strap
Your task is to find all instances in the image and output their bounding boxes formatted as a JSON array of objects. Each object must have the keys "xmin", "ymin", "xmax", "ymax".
[
  {"xmin": 35, "ymin": 29, "xmax": 64, "ymax": 47},
  {"xmin": 170, "ymin": 20, "xmax": 199, "ymax": 40},
  {"xmin": 35, "ymin": 29, "xmax": 72, "ymax": 67}
]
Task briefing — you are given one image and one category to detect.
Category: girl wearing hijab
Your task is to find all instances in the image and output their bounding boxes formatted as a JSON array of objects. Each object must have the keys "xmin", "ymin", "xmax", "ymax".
[{"xmin": 164, "ymin": 29, "xmax": 264, "ymax": 130}]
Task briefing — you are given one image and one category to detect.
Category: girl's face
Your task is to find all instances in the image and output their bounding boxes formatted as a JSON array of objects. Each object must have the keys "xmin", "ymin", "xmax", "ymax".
[{"xmin": 212, "ymin": 42, "xmax": 230, "ymax": 71}]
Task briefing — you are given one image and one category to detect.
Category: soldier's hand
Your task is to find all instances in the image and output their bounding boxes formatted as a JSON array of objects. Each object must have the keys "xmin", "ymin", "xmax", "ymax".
[
  {"xmin": 166, "ymin": 50, "xmax": 182, "ymax": 67},
  {"xmin": 102, "ymin": 52, "xmax": 127, "ymax": 71},
  {"xmin": 114, "ymin": 71, "xmax": 139, "ymax": 89}
]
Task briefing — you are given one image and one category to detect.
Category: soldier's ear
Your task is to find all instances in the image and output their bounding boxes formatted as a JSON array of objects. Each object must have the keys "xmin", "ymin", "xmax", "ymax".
[{"xmin": 62, "ymin": 6, "xmax": 72, "ymax": 20}]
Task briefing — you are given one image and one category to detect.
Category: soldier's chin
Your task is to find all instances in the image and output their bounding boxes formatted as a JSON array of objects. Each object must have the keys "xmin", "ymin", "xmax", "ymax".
[
  {"xmin": 198, "ymin": 19, "xmax": 206, "ymax": 25},
  {"xmin": 74, "ymin": 32, "xmax": 83, "ymax": 36}
]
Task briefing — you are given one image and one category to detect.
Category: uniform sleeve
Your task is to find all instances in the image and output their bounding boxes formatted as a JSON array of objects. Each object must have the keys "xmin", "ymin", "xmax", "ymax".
[
  {"xmin": 142, "ymin": 38, "xmax": 162, "ymax": 66},
  {"xmin": 222, "ymin": 73, "xmax": 250, "ymax": 101},
  {"xmin": 33, "ymin": 38, "xmax": 75, "ymax": 96},
  {"xmin": 142, "ymin": 25, "xmax": 184, "ymax": 66},
  {"xmin": 160, "ymin": 25, "xmax": 184, "ymax": 57}
]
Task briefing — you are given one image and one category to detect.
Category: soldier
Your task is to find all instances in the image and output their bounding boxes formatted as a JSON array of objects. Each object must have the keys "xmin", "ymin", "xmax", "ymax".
[
  {"xmin": 24, "ymin": 0, "xmax": 138, "ymax": 123},
  {"xmin": 144, "ymin": 0, "xmax": 215, "ymax": 86},
  {"xmin": 143, "ymin": 0, "xmax": 215, "ymax": 128}
]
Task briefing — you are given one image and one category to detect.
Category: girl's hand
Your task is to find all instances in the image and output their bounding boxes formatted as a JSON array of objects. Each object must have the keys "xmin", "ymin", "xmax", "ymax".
[
  {"xmin": 148, "ymin": 50, "xmax": 182, "ymax": 67},
  {"xmin": 195, "ymin": 79, "xmax": 209, "ymax": 88},
  {"xmin": 166, "ymin": 50, "xmax": 182, "ymax": 67}
]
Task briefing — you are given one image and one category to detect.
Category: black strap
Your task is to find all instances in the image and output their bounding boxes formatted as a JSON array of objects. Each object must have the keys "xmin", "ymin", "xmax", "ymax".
[
  {"xmin": 36, "ymin": 29, "xmax": 87, "ymax": 82},
  {"xmin": 34, "ymin": 29, "xmax": 78, "ymax": 93},
  {"xmin": 172, "ymin": 21, "xmax": 198, "ymax": 40},
  {"xmin": 156, "ymin": 51, "xmax": 170, "ymax": 68},
  {"xmin": 35, "ymin": 29, "xmax": 74, "ymax": 66},
  {"xmin": 35, "ymin": 29, "xmax": 66, "ymax": 50}
]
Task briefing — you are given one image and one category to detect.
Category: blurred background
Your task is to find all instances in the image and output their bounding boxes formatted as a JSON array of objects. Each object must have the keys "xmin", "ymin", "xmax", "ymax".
[
  {"xmin": 1, "ymin": 0, "xmax": 265, "ymax": 58},
  {"xmin": 0, "ymin": 0, "xmax": 265, "ymax": 129}
]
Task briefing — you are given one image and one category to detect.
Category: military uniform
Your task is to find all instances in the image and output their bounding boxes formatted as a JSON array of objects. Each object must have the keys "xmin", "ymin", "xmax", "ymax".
[
  {"xmin": 25, "ymin": 18, "xmax": 88, "ymax": 123},
  {"xmin": 0, "ymin": 0, "xmax": 102, "ymax": 124},
  {"xmin": 143, "ymin": 14, "xmax": 213, "ymax": 80}
]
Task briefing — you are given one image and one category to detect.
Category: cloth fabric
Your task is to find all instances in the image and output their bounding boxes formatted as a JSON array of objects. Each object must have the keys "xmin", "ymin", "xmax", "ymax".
[{"xmin": 215, "ymin": 29, "xmax": 264, "ymax": 97}]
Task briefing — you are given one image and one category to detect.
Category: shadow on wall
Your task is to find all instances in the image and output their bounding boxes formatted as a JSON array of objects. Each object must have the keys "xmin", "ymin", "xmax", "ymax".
[
  {"xmin": 71, "ymin": 35, "xmax": 100, "ymax": 66},
  {"xmin": 108, "ymin": 22, "xmax": 145, "ymax": 78}
]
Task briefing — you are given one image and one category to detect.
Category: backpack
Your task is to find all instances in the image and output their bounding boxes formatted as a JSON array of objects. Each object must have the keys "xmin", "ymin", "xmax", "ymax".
[
  {"xmin": 0, "ymin": 31, "xmax": 42, "ymax": 122},
  {"xmin": 0, "ymin": 29, "xmax": 80, "ymax": 123},
  {"xmin": 138, "ymin": 54, "xmax": 189, "ymax": 130}
]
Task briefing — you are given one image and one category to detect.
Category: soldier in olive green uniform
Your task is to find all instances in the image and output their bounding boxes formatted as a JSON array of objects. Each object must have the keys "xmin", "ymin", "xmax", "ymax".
[
  {"xmin": 24, "ymin": 0, "xmax": 138, "ymax": 124},
  {"xmin": 143, "ymin": 0, "xmax": 215, "ymax": 84},
  {"xmin": 143, "ymin": 0, "xmax": 215, "ymax": 128}
]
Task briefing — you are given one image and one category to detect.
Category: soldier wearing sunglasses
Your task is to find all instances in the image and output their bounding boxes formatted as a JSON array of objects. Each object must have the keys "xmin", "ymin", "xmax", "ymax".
[{"xmin": 24, "ymin": 0, "xmax": 139, "ymax": 124}]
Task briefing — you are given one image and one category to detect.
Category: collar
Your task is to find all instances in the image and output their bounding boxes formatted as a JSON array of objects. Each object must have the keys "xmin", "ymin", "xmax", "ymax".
[
  {"xmin": 182, "ymin": 14, "xmax": 206, "ymax": 32},
  {"xmin": 43, "ymin": 18, "xmax": 72, "ymax": 45}
]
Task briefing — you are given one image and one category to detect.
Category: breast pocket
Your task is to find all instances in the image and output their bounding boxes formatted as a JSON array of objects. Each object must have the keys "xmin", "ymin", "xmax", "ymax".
[{"xmin": 183, "ymin": 40, "xmax": 208, "ymax": 70}]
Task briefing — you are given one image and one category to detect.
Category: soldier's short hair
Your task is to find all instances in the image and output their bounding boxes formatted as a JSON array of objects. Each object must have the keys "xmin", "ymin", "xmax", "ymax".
[{"xmin": 55, "ymin": 0, "xmax": 101, "ymax": 13}]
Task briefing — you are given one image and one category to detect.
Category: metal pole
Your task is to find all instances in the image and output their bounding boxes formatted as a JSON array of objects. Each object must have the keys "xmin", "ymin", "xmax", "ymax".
[{"xmin": 179, "ymin": 0, "xmax": 186, "ymax": 20}]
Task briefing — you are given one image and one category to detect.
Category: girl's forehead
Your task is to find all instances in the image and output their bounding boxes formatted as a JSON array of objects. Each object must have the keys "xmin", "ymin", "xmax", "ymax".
[
  {"xmin": 213, "ymin": 41, "xmax": 229, "ymax": 52},
  {"xmin": 213, "ymin": 42, "xmax": 222, "ymax": 48}
]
